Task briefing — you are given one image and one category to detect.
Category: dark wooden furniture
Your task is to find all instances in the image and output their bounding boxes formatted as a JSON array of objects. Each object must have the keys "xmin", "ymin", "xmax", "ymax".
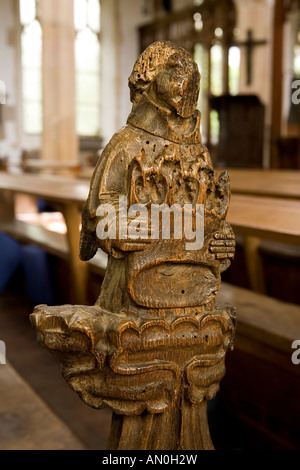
[
  {"xmin": 217, "ymin": 283, "xmax": 300, "ymax": 449},
  {"xmin": 224, "ymin": 170, "xmax": 300, "ymax": 301},
  {"xmin": 223, "ymin": 169, "xmax": 300, "ymax": 199},
  {"xmin": 211, "ymin": 95, "xmax": 265, "ymax": 168}
]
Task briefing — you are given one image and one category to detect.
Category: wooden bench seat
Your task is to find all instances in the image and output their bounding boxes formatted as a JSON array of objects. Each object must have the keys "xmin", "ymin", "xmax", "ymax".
[
  {"xmin": 222, "ymin": 169, "xmax": 300, "ymax": 200},
  {"xmin": 21, "ymin": 158, "xmax": 81, "ymax": 175},
  {"xmin": 0, "ymin": 361, "xmax": 86, "ymax": 450},
  {"xmin": 216, "ymin": 282, "xmax": 300, "ymax": 449},
  {"xmin": 218, "ymin": 282, "xmax": 300, "ymax": 352},
  {"xmin": 0, "ymin": 218, "xmax": 107, "ymax": 278}
]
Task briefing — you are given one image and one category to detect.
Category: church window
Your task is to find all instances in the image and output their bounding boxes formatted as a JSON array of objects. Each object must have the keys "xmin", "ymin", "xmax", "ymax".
[
  {"xmin": 210, "ymin": 44, "xmax": 223, "ymax": 97},
  {"xmin": 74, "ymin": 0, "xmax": 101, "ymax": 136},
  {"xmin": 19, "ymin": 0, "xmax": 42, "ymax": 134},
  {"xmin": 19, "ymin": 0, "xmax": 101, "ymax": 137},
  {"xmin": 228, "ymin": 46, "xmax": 241, "ymax": 96}
]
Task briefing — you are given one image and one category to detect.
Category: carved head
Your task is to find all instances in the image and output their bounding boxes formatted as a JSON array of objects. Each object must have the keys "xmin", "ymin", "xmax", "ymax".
[{"xmin": 129, "ymin": 41, "xmax": 200, "ymax": 118}]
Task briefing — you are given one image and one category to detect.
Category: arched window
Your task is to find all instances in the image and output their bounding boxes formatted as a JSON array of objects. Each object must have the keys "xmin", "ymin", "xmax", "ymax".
[
  {"xmin": 192, "ymin": 2, "xmax": 238, "ymax": 146},
  {"xmin": 229, "ymin": 46, "xmax": 241, "ymax": 95},
  {"xmin": 19, "ymin": 0, "xmax": 101, "ymax": 137},
  {"xmin": 74, "ymin": 0, "xmax": 101, "ymax": 137},
  {"xmin": 19, "ymin": 0, "xmax": 42, "ymax": 134}
]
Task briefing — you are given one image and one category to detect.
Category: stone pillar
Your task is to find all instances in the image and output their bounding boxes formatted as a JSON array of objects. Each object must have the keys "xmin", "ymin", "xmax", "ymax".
[{"xmin": 39, "ymin": 0, "xmax": 78, "ymax": 162}]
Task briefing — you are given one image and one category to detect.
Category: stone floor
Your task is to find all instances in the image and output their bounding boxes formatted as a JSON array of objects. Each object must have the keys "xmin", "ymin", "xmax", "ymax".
[{"xmin": 0, "ymin": 269, "xmax": 112, "ymax": 450}]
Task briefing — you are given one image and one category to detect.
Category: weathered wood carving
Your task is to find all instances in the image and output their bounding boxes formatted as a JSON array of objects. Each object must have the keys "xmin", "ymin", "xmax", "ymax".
[{"xmin": 30, "ymin": 41, "xmax": 236, "ymax": 450}]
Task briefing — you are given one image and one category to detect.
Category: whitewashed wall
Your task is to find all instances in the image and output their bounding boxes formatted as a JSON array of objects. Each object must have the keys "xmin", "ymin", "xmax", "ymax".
[
  {"xmin": 0, "ymin": 0, "xmax": 20, "ymax": 164},
  {"xmin": 0, "ymin": 0, "xmax": 41, "ymax": 164}
]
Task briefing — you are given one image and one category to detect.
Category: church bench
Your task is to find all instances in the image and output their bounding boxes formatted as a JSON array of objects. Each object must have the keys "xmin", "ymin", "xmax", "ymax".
[
  {"xmin": 0, "ymin": 218, "xmax": 69, "ymax": 261},
  {"xmin": 216, "ymin": 170, "xmax": 300, "ymax": 296},
  {"xmin": 0, "ymin": 218, "xmax": 107, "ymax": 294},
  {"xmin": 0, "ymin": 360, "xmax": 86, "ymax": 450},
  {"xmin": 228, "ymin": 194, "xmax": 300, "ymax": 247},
  {"xmin": 1, "ymin": 199, "xmax": 296, "ymax": 447},
  {"xmin": 227, "ymin": 194, "xmax": 300, "ymax": 294},
  {"xmin": 1, "ymin": 172, "xmax": 300, "ymax": 303},
  {"xmin": 221, "ymin": 168, "xmax": 300, "ymax": 200},
  {"xmin": 216, "ymin": 282, "xmax": 300, "ymax": 449},
  {"xmin": 0, "ymin": 172, "xmax": 89, "ymax": 204},
  {"xmin": 218, "ymin": 282, "xmax": 300, "ymax": 352},
  {"xmin": 5, "ymin": 158, "xmax": 81, "ymax": 177},
  {"xmin": 0, "ymin": 172, "xmax": 91, "ymax": 304},
  {"xmin": 0, "ymin": 218, "xmax": 107, "ymax": 275},
  {"xmin": 3, "ymin": 221, "xmax": 297, "ymax": 447},
  {"xmin": 4, "ymin": 218, "xmax": 297, "ymax": 350},
  {"xmin": 21, "ymin": 158, "xmax": 81, "ymax": 176}
]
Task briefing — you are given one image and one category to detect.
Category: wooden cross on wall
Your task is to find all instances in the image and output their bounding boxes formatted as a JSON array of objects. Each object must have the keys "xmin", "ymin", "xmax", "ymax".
[{"xmin": 232, "ymin": 29, "xmax": 267, "ymax": 85}]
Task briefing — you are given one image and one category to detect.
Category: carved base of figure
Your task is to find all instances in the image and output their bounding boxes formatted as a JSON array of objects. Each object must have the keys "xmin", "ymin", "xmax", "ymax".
[
  {"xmin": 30, "ymin": 303, "xmax": 236, "ymax": 450},
  {"xmin": 107, "ymin": 398, "xmax": 213, "ymax": 450}
]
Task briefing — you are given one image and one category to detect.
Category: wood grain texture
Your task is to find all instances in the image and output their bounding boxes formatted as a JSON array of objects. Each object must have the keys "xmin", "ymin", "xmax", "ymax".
[
  {"xmin": 218, "ymin": 282, "xmax": 300, "ymax": 353},
  {"xmin": 228, "ymin": 195, "xmax": 300, "ymax": 245},
  {"xmin": 0, "ymin": 172, "xmax": 89, "ymax": 205},
  {"xmin": 30, "ymin": 41, "xmax": 236, "ymax": 450},
  {"xmin": 221, "ymin": 169, "xmax": 300, "ymax": 200}
]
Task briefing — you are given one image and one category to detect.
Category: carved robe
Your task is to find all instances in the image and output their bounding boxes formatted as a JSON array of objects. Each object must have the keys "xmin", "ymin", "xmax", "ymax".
[{"xmin": 80, "ymin": 93, "xmax": 234, "ymax": 316}]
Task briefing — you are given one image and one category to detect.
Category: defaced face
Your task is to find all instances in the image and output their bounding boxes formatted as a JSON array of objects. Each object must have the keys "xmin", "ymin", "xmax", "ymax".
[{"xmin": 153, "ymin": 52, "xmax": 200, "ymax": 118}]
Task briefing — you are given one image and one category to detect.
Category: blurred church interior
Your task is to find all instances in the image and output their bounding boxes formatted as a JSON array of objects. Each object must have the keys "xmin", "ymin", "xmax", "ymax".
[{"xmin": 0, "ymin": 0, "xmax": 300, "ymax": 450}]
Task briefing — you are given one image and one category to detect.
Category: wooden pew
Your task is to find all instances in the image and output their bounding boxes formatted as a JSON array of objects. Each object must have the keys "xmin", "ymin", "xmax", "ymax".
[
  {"xmin": 224, "ymin": 169, "xmax": 300, "ymax": 200},
  {"xmin": 218, "ymin": 169, "xmax": 300, "ymax": 295},
  {"xmin": 216, "ymin": 282, "xmax": 300, "ymax": 449},
  {"xmin": 0, "ymin": 361, "xmax": 86, "ymax": 450},
  {"xmin": 0, "ymin": 217, "xmax": 107, "ymax": 278},
  {"xmin": 0, "ymin": 172, "xmax": 105, "ymax": 304},
  {"xmin": 227, "ymin": 193, "xmax": 300, "ymax": 294},
  {"xmin": 1, "ymin": 172, "xmax": 300, "ymax": 301},
  {"xmin": 1, "ymin": 172, "xmax": 299, "ymax": 447},
  {"xmin": 21, "ymin": 158, "xmax": 81, "ymax": 176},
  {"xmin": 228, "ymin": 194, "xmax": 300, "ymax": 246}
]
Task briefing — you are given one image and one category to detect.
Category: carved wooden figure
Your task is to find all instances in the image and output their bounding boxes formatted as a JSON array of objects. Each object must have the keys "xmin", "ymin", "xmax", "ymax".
[{"xmin": 30, "ymin": 41, "xmax": 236, "ymax": 450}]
